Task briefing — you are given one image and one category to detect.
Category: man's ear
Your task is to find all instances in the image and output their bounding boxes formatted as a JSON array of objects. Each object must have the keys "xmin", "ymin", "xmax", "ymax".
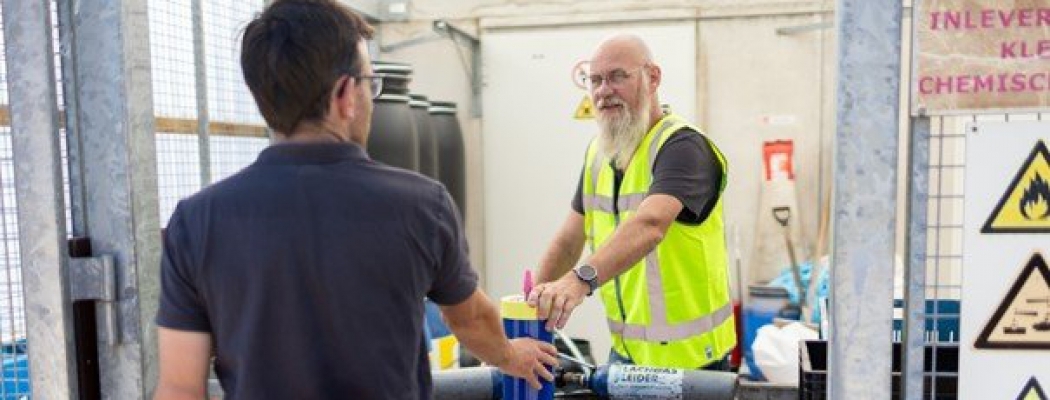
[
  {"xmin": 332, "ymin": 75, "xmax": 356, "ymax": 120},
  {"xmin": 647, "ymin": 64, "xmax": 662, "ymax": 92}
]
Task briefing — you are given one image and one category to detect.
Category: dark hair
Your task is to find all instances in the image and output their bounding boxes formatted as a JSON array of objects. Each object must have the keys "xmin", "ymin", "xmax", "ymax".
[{"xmin": 241, "ymin": 0, "xmax": 374, "ymax": 133}]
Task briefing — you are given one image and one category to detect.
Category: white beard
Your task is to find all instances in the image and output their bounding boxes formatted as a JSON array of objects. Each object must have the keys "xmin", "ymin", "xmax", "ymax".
[{"xmin": 596, "ymin": 86, "xmax": 652, "ymax": 170}]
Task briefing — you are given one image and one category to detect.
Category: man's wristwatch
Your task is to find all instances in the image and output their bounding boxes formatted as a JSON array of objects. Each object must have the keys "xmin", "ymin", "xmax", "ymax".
[{"xmin": 573, "ymin": 265, "xmax": 599, "ymax": 296}]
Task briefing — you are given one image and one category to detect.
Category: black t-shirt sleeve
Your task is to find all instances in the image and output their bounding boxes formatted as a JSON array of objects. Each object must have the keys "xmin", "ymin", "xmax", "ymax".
[
  {"xmin": 650, "ymin": 129, "xmax": 723, "ymax": 224},
  {"xmin": 571, "ymin": 166, "xmax": 585, "ymax": 215},
  {"xmin": 156, "ymin": 203, "xmax": 212, "ymax": 332},
  {"xmin": 425, "ymin": 185, "xmax": 479, "ymax": 305}
]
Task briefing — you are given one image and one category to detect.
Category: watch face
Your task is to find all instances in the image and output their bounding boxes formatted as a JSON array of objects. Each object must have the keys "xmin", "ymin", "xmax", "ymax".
[{"xmin": 577, "ymin": 265, "xmax": 597, "ymax": 281}]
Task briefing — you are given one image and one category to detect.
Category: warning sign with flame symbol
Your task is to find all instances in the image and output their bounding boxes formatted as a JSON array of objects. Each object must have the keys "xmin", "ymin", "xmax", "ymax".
[{"xmin": 983, "ymin": 140, "xmax": 1050, "ymax": 234}]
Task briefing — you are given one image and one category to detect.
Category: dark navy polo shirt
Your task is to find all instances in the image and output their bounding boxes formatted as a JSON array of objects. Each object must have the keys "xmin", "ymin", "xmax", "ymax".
[{"xmin": 157, "ymin": 142, "xmax": 477, "ymax": 399}]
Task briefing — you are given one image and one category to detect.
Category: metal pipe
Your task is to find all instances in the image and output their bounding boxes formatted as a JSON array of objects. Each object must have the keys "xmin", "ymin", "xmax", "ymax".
[
  {"xmin": 555, "ymin": 330, "xmax": 592, "ymax": 370},
  {"xmin": 433, "ymin": 365, "xmax": 737, "ymax": 400},
  {"xmin": 432, "ymin": 366, "xmax": 500, "ymax": 400}
]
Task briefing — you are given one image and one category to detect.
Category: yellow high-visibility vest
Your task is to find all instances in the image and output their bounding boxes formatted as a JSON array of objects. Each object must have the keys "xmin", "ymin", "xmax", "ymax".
[{"xmin": 581, "ymin": 113, "xmax": 736, "ymax": 369}]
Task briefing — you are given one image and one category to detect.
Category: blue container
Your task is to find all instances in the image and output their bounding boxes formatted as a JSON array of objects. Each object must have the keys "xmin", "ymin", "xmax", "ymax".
[
  {"xmin": 1, "ymin": 354, "xmax": 29, "ymax": 400},
  {"xmin": 743, "ymin": 285, "xmax": 793, "ymax": 381},
  {"xmin": 500, "ymin": 295, "xmax": 554, "ymax": 400},
  {"xmin": 892, "ymin": 299, "xmax": 961, "ymax": 342}
]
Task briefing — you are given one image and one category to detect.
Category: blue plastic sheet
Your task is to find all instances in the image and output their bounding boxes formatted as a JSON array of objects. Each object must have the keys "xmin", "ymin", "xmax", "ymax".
[{"xmin": 767, "ymin": 260, "xmax": 829, "ymax": 324}]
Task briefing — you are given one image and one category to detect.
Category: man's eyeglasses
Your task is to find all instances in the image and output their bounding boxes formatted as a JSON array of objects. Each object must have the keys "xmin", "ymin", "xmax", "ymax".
[
  {"xmin": 586, "ymin": 66, "xmax": 646, "ymax": 91},
  {"xmin": 352, "ymin": 74, "xmax": 385, "ymax": 100}
]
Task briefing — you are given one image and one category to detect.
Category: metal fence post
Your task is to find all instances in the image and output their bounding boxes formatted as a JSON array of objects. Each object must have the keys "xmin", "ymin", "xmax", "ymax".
[
  {"xmin": 901, "ymin": 116, "xmax": 930, "ymax": 399},
  {"xmin": 830, "ymin": 0, "xmax": 903, "ymax": 398},
  {"xmin": 67, "ymin": 0, "xmax": 161, "ymax": 397},
  {"xmin": 1, "ymin": 0, "xmax": 79, "ymax": 398},
  {"xmin": 192, "ymin": 0, "xmax": 212, "ymax": 187}
]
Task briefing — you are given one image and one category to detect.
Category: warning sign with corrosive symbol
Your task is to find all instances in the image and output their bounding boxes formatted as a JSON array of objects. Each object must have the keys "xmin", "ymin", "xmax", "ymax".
[
  {"xmin": 1017, "ymin": 377, "xmax": 1048, "ymax": 400},
  {"xmin": 983, "ymin": 140, "xmax": 1050, "ymax": 233},
  {"xmin": 574, "ymin": 95, "xmax": 594, "ymax": 120},
  {"xmin": 975, "ymin": 253, "xmax": 1050, "ymax": 350}
]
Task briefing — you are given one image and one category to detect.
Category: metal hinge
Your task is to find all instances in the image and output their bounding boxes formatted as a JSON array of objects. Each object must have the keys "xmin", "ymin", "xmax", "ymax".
[{"xmin": 68, "ymin": 255, "xmax": 118, "ymax": 346}]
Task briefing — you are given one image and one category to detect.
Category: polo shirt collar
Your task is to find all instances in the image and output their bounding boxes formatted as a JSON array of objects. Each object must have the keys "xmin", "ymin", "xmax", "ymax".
[{"xmin": 254, "ymin": 142, "xmax": 370, "ymax": 165}]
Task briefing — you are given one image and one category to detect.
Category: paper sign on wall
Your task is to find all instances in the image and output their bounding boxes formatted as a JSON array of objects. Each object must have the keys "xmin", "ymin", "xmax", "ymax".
[
  {"xmin": 572, "ymin": 60, "xmax": 589, "ymax": 90},
  {"xmin": 983, "ymin": 140, "xmax": 1050, "ymax": 234},
  {"xmin": 762, "ymin": 140, "xmax": 795, "ymax": 181},
  {"xmin": 913, "ymin": 1, "xmax": 1050, "ymax": 114},
  {"xmin": 975, "ymin": 253, "xmax": 1050, "ymax": 350},
  {"xmin": 1017, "ymin": 377, "xmax": 1048, "ymax": 400}
]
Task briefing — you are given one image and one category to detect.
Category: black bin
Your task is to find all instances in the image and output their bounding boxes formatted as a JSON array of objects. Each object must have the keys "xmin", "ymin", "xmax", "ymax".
[{"xmin": 799, "ymin": 340, "xmax": 958, "ymax": 399}]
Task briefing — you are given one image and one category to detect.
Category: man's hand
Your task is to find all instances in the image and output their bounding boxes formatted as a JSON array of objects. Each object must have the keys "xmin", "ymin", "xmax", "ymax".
[
  {"xmin": 527, "ymin": 273, "xmax": 590, "ymax": 331},
  {"xmin": 441, "ymin": 288, "xmax": 558, "ymax": 390},
  {"xmin": 494, "ymin": 338, "xmax": 558, "ymax": 389}
]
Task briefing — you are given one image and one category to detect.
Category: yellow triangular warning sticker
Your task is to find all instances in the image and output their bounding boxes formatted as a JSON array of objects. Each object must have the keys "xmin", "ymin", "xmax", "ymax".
[
  {"xmin": 1017, "ymin": 377, "xmax": 1048, "ymax": 400},
  {"xmin": 574, "ymin": 95, "xmax": 594, "ymax": 120},
  {"xmin": 975, "ymin": 253, "xmax": 1050, "ymax": 350},
  {"xmin": 983, "ymin": 140, "xmax": 1050, "ymax": 233}
]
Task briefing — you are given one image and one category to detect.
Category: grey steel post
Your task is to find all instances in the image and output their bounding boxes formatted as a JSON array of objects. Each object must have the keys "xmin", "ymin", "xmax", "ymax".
[
  {"xmin": 900, "ymin": 117, "xmax": 930, "ymax": 399},
  {"xmin": 67, "ymin": 0, "xmax": 162, "ymax": 397},
  {"xmin": 830, "ymin": 0, "xmax": 902, "ymax": 399},
  {"xmin": 2, "ymin": 0, "xmax": 79, "ymax": 398},
  {"xmin": 57, "ymin": 0, "xmax": 89, "ymax": 234},
  {"xmin": 470, "ymin": 42, "xmax": 482, "ymax": 118},
  {"xmin": 192, "ymin": 0, "xmax": 212, "ymax": 186}
]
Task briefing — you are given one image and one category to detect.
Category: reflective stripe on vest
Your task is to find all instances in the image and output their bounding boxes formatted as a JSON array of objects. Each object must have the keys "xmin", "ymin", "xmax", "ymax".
[
  {"xmin": 603, "ymin": 237, "xmax": 734, "ymax": 342},
  {"xmin": 581, "ymin": 193, "xmax": 647, "ymax": 214},
  {"xmin": 609, "ymin": 302, "xmax": 734, "ymax": 342}
]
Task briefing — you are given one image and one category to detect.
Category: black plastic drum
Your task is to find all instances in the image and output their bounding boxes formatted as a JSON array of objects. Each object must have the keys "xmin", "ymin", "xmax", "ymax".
[
  {"xmin": 429, "ymin": 101, "xmax": 465, "ymax": 217},
  {"xmin": 367, "ymin": 62, "xmax": 418, "ymax": 171},
  {"xmin": 410, "ymin": 94, "xmax": 438, "ymax": 179}
]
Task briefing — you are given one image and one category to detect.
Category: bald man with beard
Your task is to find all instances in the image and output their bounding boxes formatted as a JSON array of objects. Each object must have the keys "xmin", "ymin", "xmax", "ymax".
[{"xmin": 528, "ymin": 34, "xmax": 737, "ymax": 371}]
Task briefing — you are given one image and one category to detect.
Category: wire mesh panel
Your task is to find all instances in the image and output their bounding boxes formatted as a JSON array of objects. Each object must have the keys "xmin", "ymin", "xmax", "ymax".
[
  {"xmin": 919, "ymin": 115, "xmax": 968, "ymax": 399},
  {"xmin": 155, "ymin": 134, "xmax": 202, "ymax": 224},
  {"xmin": 151, "ymin": 0, "xmax": 269, "ymax": 223},
  {"xmin": 149, "ymin": 0, "xmax": 269, "ymax": 221},
  {"xmin": 0, "ymin": 134, "xmax": 28, "ymax": 400},
  {"xmin": 204, "ymin": 0, "xmax": 269, "ymax": 182},
  {"xmin": 149, "ymin": 0, "xmax": 203, "ymax": 225},
  {"xmin": 210, "ymin": 136, "xmax": 269, "ymax": 182},
  {"xmin": 0, "ymin": 7, "xmax": 32, "ymax": 400},
  {"xmin": 149, "ymin": 0, "xmax": 197, "ymax": 121},
  {"xmin": 203, "ymin": 0, "xmax": 264, "ymax": 128}
]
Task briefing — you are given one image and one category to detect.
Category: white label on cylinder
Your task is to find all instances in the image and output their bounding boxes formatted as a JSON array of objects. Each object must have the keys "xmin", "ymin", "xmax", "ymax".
[{"xmin": 607, "ymin": 365, "xmax": 684, "ymax": 399}]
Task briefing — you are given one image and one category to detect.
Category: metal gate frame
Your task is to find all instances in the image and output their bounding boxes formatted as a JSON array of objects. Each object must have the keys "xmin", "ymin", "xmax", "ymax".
[{"xmin": 3, "ymin": 0, "xmax": 161, "ymax": 398}]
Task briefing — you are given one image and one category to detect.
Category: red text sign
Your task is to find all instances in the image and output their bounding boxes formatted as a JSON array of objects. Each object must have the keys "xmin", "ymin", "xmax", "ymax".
[{"xmin": 913, "ymin": 1, "xmax": 1050, "ymax": 114}]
